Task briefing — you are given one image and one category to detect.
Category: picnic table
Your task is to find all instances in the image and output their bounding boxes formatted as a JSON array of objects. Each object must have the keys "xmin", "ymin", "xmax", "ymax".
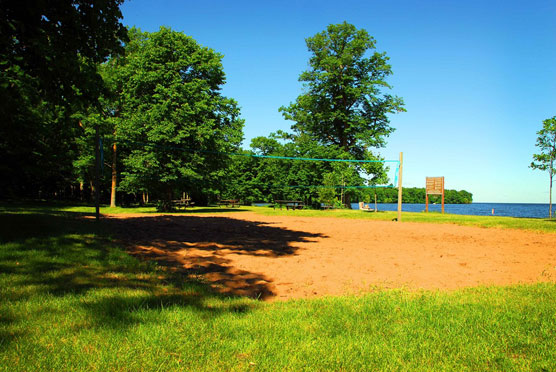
[
  {"xmin": 274, "ymin": 200, "xmax": 304, "ymax": 210},
  {"xmin": 171, "ymin": 198, "xmax": 194, "ymax": 209},
  {"xmin": 217, "ymin": 199, "xmax": 240, "ymax": 208}
]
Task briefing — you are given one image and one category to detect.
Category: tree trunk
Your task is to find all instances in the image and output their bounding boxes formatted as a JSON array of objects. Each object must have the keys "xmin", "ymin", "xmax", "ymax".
[
  {"xmin": 550, "ymin": 160, "xmax": 553, "ymax": 219},
  {"xmin": 110, "ymin": 142, "xmax": 117, "ymax": 208},
  {"xmin": 89, "ymin": 180, "xmax": 95, "ymax": 202}
]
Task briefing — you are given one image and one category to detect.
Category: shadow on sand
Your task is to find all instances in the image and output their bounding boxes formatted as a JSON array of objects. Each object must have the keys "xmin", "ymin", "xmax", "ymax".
[{"xmin": 106, "ymin": 214, "xmax": 326, "ymax": 300}]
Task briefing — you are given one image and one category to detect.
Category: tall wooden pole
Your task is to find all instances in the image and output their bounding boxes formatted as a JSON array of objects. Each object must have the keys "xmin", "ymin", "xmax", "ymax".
[
  {"xmin": 441, "ymin": 185, "xmax": 445, "ymax": 213},
  {"xmin": 94, "ymin": 125, "xmax": 100, "ymax": 221},
  {"xmin": 397, "ymin": 152, "xmax": 403, "ymax": 222},
  {"xmin": 110, "ymin": 142, "xmax": 117, "ymax": 208}
]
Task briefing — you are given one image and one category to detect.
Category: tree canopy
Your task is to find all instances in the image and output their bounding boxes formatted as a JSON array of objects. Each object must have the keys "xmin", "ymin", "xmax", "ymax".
[
  {"xmin": 0, "ymin": 0, "xmax": 127, "ymax": 104},
  {"xmin": 115, "ymin": 27, "xmax": 244, "ymax": 205},
  {"xmin": 0, "ymin": 0, "xmax": 127, "ymax": 197},
  {"xmin": 280, "ymin": 22, "xmax": 404, "ymax": 159}
]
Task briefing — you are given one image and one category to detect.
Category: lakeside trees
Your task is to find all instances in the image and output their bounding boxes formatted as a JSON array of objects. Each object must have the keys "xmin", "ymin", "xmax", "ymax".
[
  {"xmin": 531, "ymin": 116, "xmax": 556, "ymax": 218},
  {"xmin": 369, "ymin": 187, "xmax": 472, "ymax": 204}
]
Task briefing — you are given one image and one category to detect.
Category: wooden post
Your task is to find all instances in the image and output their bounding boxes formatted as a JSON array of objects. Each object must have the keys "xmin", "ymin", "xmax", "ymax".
[
  {"xmin": 110, "ymin": 142, "xmax": 117, "ymax": 208},
  {"xmin": 94, "ymin": 125, "xmax": 100, "ymax": 221},
  {"xmin": 397, "ymin": 152, "xmax": 403, "ymax": 222},
  {"xmin": 441, "ymin": 177, "xmax": 445, "ymax": 214},
  {"xmin": 425, "ymin": 193, "xmax": 429, "ymax": 212}
]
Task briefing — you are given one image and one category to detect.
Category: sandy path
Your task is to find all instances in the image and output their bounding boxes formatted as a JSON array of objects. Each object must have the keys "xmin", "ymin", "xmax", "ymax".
[{"xmin": 106, "ymin": 212, "xmax": 556, "ymax": 301}]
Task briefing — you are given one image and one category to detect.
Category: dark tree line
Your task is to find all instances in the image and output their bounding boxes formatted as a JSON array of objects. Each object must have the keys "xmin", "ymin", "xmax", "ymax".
[{"xmin": 370, "ymin": 187, "xmax": 472, "ymax": 204}]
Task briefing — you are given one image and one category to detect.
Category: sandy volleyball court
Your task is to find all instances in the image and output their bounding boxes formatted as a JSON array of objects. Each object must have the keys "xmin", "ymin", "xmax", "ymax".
[{"xmin": 106, "ymin": 211, "xmax": 556, "ymax": 301}]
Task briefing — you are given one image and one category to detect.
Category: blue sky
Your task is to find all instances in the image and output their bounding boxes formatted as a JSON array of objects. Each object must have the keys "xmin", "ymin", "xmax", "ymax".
[{"xmin": 120, "ymin": 0, "xmax": 556, "ymax": 203}]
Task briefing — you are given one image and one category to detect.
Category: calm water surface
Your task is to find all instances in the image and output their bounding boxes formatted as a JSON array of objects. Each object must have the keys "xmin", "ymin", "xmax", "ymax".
[{"xmin": 353, "ymin": 203, "xmax": 552, "ymax": 219}]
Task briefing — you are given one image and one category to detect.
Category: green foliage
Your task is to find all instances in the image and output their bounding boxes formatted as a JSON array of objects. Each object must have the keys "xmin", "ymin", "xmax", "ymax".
[
  {"xmin": 0, "ymin": 0, "xmax": 127, "ymax": 105},
  {"xmin": 530, "ymin": 116, "xmax": 556, "ymax": 218},
  {"xmin": 0, "ymin": 0, "xmax": 127, "ymax": 198},
  {"xmin": 221, "ymin": 131, "xmax": 387, "ymax": 206},
  {"xmin": 368, "ymin": 187, "xmax": 473, "ymax": 204},
  {"xmin": 241, "ymin": 22, "xmax": 405, "ymax": 206},
  {"xmin": 318, "ymin": 173, "xmax": 339, "ymax": 206},
  {"xmin": 115, "ymin": 27, "xmax": 244, "ymax": 202},
  {"xmin": 280, "ymin": 22, "xmax": 405, "ymax": 156}
]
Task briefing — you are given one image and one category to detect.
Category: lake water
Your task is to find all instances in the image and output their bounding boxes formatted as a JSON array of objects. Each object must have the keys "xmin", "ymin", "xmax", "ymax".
[{"xmin": 353, "ymin": 202, "xmax": 553, "ymax": 219}]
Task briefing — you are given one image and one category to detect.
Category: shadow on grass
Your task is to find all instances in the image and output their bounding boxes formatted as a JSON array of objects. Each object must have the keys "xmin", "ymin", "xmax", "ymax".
[{"xmin": 0, "ymin": 209, "xmax": 324, "ymax": 338}]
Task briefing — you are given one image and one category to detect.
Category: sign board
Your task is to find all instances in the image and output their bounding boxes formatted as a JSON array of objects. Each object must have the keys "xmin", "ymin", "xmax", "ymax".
[
  {"xmin": 425, "ymin": 176, "xmax": 445, "ymax": 213},
  {"xmin": 426, "ymin": 177, "xmax": 444, "ymax": 195}
]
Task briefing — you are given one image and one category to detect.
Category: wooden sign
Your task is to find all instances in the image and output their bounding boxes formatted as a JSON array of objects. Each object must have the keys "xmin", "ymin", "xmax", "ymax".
[
  {"xmin": 425, "ymin": 176, "xmax": 445, "ymax": 213},
  {"xmin": 426, "ymin": 177, "xmax": 444, "ymax": 195}
]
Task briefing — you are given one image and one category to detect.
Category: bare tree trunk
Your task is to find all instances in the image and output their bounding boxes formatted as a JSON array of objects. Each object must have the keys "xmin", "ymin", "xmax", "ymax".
[
  {"xmin": 550, "ymin": 161, "xmax": 553, "ymax": 219},
  {"xmin": 340, "ymin": 175, "xmax": 345, "ymax": 207},
  {"xmin": 110, "ymin": 142, "xmax": 117, "ymax": 208},
  {"xmin": 89, "ymin": 180, "xmax": 95, "ymax": 202},
  {"xmin": 79, "ymin": 182, "xmax": 84, "ymax": 201}
]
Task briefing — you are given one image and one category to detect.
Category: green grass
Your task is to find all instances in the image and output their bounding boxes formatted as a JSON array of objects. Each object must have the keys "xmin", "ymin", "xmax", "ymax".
[
  {"xmin": 3, "ymin": 200, "xmax": 555, "ymax": 233},
  {"xmin": 250, "ymin": 206, "xmax": 556, "ymax": 233},
  {"xmin": 1, "ymin": 205, "xmax": 555, "ymax": 371}
]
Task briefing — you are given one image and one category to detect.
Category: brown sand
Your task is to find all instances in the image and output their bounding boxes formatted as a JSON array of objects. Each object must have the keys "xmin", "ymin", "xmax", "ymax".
[{"xmin": 106, "ymin": 212, "xmax": 556, "ymax": 301}]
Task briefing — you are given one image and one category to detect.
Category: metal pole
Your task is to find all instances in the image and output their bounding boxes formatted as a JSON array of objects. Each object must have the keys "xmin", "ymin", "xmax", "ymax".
[
  {"xmin": 397, "ymin": 152, "xmax": 403, "ymax": 222},
  {"xmin": 95, "ymin": 124, "xmax": 100, "ymax": 221}
]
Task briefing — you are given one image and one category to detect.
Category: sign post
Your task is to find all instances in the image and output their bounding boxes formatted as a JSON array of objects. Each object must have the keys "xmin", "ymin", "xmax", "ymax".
[{"xmin": 425, "ymin": 176, "xmax": 444, "ymax": 214}]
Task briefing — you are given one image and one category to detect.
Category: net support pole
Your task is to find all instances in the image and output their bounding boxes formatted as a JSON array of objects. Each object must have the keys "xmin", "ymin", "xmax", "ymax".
[
  {"xmin": 397, "ymin": 152, "xmax": 403, "ymax": 222},
  {"xmin": 441, "ymin": 176, "xmax": 445, "ymax": 214},
  {"xmin": 94, "ymin": 124, "xmax": 100, "ymax": 222}
]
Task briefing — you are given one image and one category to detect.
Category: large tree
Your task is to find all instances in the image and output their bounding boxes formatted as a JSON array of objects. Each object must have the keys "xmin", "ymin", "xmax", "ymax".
[
  {"xmin": 116, "ymin": 27, "xmax": 244, "ymax": 207},
  {"xmin": 0, "ymin": 0, "xmax": 127, "ymax": 105},
  {"xmin": 0, "ymin": 0, "xmax": 127, "ymax": 197},
  {"xmin": 280, "ymin": 22, "xmax": 404, "ymax": 159},
  {"xmin": 531, "ymin": 116, "xmax": 556, "ymax": 218}
]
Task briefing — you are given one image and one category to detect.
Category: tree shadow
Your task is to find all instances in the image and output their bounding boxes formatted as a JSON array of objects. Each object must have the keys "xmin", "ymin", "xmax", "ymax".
[
  {"xmin": 105, "ymin": 214, "xmax": 326, "ymax": 299},
  {"xmin": 130, "ymin": 207, "xmax": 250, "ymax": 214},
  {"xmin": 0, "ymin": 210, "xmax": 326, "ymax": 338},
  {"xmin": 0, "ymin": 212, "xmax": 262, "ymax": 337}
]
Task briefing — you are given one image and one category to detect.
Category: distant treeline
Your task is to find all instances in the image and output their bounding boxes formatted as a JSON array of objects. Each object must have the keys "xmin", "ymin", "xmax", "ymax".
[{"xmin": 369, "ymin": 187, "xmax": 473, "ymax": 204}]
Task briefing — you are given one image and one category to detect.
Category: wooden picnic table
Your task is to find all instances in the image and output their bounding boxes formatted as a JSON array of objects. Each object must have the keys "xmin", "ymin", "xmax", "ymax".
[
  {"xmin": 171, "ymin": 198, "xmax": 194, "ymax": 209},
  {"xmin": 217, "ymin": 199, "xmax": 240, "ymax": 208},
  {"xmin": 274, "ymin": 200, "xmax": 304, "ymax": 210}
]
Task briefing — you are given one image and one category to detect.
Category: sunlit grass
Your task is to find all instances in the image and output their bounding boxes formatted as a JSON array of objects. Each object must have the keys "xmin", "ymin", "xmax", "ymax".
[
  {"xmin": 2, "ymin": 200, "xmax": 555, "ymax": 233},
  {"xmin": 248, "ymin": 206, "xmax": 556, "ymax": 233},
  {"xmin": 1, "ymin": 207, "xmax": 555, "ymax": 371}
]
